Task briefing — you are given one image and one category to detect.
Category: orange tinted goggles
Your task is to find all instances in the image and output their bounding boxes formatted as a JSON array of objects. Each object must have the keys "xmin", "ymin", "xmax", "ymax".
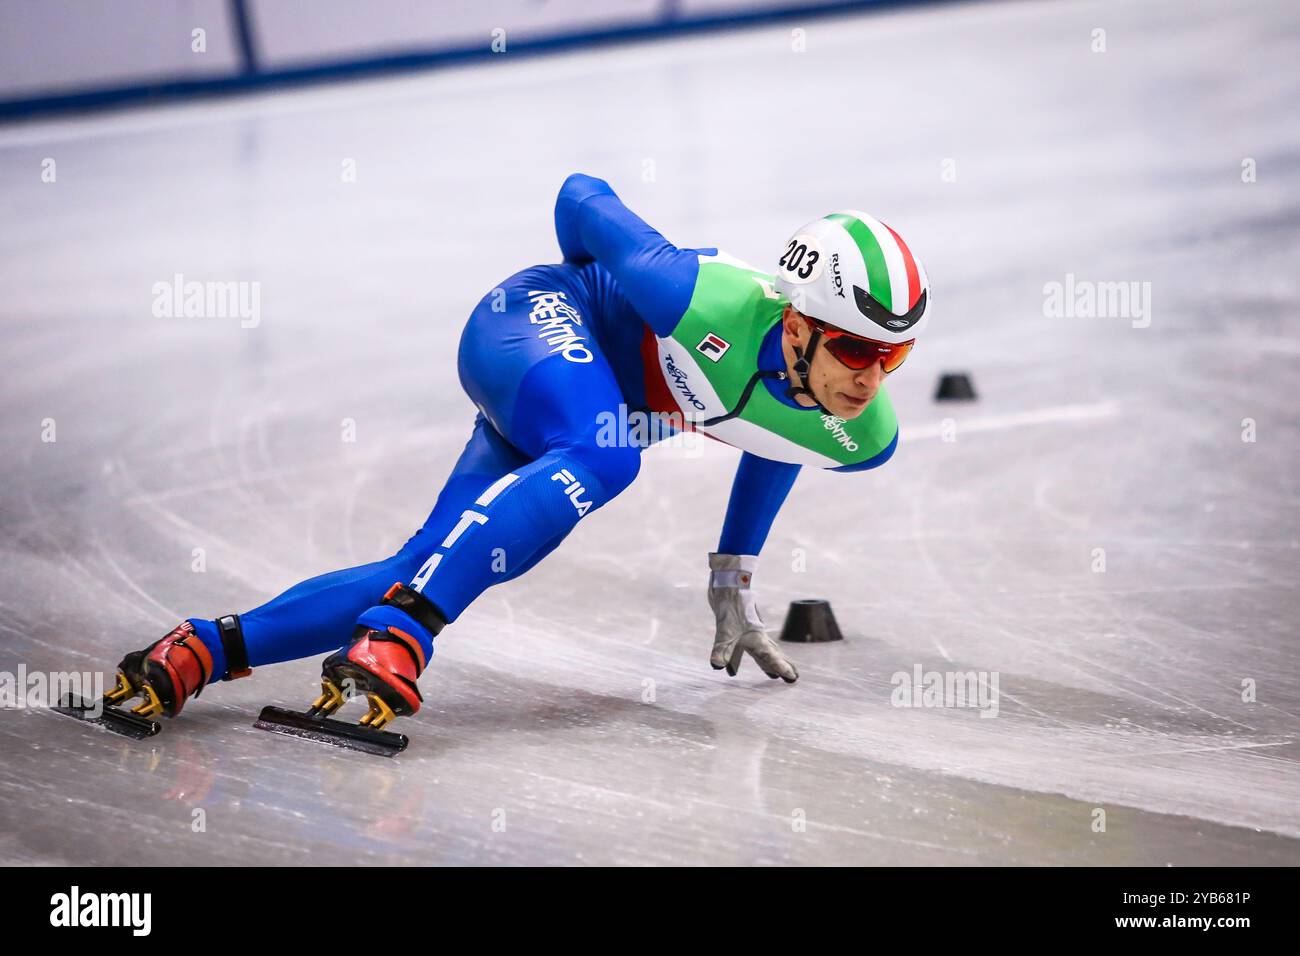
[{"xmin": 805, "ymin": 316, "xmax": 915, "ymax": 372}]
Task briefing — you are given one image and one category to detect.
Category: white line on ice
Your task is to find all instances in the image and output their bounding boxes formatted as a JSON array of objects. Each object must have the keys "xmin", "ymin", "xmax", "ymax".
[{"xmin": 901, "ymin": 400, "xmax": 1120, "ymax": 441}]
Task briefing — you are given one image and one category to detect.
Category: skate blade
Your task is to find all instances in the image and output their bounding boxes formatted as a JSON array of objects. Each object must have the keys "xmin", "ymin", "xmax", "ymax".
[
  {"xmin": 254, "ymin": 705, "xmax": 408, "ymax": 758},
  {"xmin": 52, "ymin": 694, "xmax": 162, "ymax": 741}
]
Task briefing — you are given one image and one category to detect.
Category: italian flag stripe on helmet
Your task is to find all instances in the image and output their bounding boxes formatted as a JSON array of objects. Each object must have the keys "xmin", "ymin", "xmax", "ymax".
[
  {"xmin": 825, "ymin": 212, "xmax": 922, "ymax": 314},
  {"xmin": 882, "ymin": 221, "xmax": 923, "ymax": 310}
]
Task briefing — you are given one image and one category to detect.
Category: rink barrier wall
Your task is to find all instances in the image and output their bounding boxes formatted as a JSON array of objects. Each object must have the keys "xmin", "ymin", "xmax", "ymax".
[{"xmin": 0, "ymin": 0, "xmax": 961, "ymax": 121}]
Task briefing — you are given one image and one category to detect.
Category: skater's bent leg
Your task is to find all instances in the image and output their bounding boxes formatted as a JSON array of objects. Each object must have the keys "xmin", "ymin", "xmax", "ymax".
[
  {"xmin": 495, "ymin": 526, "xmax": 571, "ymax": 584},
  {"xmin": 407, "ymin": 327, "xmax": 642, "ymax": 626},
  {"xmin": 188, "ymin": 557, "xmax": 423, "ymax": 677},
  {"xmin": 341, "ymin": 275, "xmax": 643, "ymax": 666},
  {"xmin": 409, "ymin": 437, "xmax": 639, "ymax": 627},
  {"xmin": 189, "ymin": 414, "xmax": 530, "ymax": 681}
]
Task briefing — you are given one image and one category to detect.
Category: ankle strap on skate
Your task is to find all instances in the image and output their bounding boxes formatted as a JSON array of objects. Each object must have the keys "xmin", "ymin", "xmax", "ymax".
[
  {"xmin": 216, "ymin": 614, "xmax": 252, "ymax": 680},
  {"xmin": 382, "ymin": 583, "xmax": 447, "ymax": 637}
]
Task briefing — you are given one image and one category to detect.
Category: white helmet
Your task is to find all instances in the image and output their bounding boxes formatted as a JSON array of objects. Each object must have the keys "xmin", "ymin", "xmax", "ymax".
[{"xmin": 773, "ymin": 210, "xmax": 931, "ymax": 345}]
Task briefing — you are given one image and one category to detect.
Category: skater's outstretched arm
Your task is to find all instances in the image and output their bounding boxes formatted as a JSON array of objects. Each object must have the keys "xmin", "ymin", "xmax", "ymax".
[
  {"xmin": 707, "ymin": 452, "xmax": 801, "ymax": 684},
  {"xmin": 717, "ymin": 452, "xmax": 801, "ymax": 557},
  {"xmin": 554, "ymin": 172, "xmax": 702, "ymax": 337}
]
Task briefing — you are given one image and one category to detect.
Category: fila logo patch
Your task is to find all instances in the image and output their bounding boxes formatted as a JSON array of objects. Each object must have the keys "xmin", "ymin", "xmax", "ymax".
[
  {"xmin": 696, "ymin": 333, "xmax": 731, "ymax": 362},
  {"xmin": 550, "ymin": 468, "xmax": 593, "ymax": 516}
]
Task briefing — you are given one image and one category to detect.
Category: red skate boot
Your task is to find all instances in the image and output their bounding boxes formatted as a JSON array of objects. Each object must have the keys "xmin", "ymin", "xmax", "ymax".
[
  {"xmin": 255, "ymin": 583, "xmax": 445, "ymax": 757},
  {"xmin": 55, "ymin": 615, "xmax": 251, "ymax": 739}
]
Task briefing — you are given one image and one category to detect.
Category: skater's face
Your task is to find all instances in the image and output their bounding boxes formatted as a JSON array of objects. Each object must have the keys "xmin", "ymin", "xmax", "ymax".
[{"xmin": 780, "ymin": 306, "xmax": 890, "ymax": 418}]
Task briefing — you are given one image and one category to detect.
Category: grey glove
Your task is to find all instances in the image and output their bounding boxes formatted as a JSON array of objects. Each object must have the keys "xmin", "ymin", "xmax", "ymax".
[{"xmin": 707, "ymin": 553, "xmax": 798, "ymax": 683}]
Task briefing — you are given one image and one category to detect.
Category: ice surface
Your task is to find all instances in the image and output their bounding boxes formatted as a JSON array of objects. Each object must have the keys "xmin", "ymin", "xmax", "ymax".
[{"xmin": 1, "ymin": 0, "xmax": 1298, "ymax": 865}]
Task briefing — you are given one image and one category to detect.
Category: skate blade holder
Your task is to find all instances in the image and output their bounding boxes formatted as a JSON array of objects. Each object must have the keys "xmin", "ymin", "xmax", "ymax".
[
  {"xmin": 255, "ymin": 680, "xmax": 408, "ymax": 757},
  {"xmin": 254, "ymin": 705, "xmax": 409, "ymax": 758},
  {"xmin": 51, "ymin": 693, "xmax": 162, "ymax": 741}
]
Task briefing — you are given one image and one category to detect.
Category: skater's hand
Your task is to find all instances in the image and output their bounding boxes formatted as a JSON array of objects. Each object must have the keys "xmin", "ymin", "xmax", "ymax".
[{"xmin": 706, "ymin": 553, "xmax": 798, "ymax": 683}]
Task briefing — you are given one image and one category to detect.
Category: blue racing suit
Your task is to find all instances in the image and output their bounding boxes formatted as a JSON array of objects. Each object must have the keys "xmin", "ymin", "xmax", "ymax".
[{"xmin": 188, "ymin": 174, "xmax": 886, "ymax": 678}]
